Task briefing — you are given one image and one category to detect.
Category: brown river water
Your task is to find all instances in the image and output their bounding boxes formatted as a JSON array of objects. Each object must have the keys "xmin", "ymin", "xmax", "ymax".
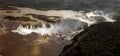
[{"xmin": 0, "ymin": 31, "xmax": 63, "ymax": 56}]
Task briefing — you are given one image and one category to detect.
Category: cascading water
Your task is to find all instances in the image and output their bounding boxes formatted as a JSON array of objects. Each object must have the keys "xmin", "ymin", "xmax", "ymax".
[
  {"xmin": 12, "ymin": 10, "xmax": 115, "ymax": 34},
  {"xmin": 12, "ymin": 19, "xmax": 85, "ymax": 35},
  {"xmin": 11, "ymin": 9, "xmax": 116, "ymax": 45}
]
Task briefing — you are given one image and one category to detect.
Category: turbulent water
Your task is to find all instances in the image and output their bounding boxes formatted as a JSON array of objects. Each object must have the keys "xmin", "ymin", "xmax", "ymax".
[
  {"xmin": 11, "ymin": 7, "xmax": 116, "ymax": 42},
  {"xmin": 12, "ymin": 19, "xmax": 84, "ymax": 35}
]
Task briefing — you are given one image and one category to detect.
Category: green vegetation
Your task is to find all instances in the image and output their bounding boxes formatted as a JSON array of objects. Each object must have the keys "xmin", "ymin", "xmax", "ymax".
[
  {"xmin": 1, "ymin": 0, "xmax": 120, "ymax": 12},
  {"xmin": 4, "ymin": 16, "xmax": 36, "ymax": 21},
  {"xmin": 60, "ymin": 22, "xmax": 120, "ymax": 56},
  {"xmin": 25, "ymin": 14, "xmax": 60, "ymax": 23},
  {"xmin": 112, "ymin": 12, "xmax": 120, "ymax": 21},
  {"xmin": 93, "ymin": 16, "xmax": 106, "ymax": 23}
]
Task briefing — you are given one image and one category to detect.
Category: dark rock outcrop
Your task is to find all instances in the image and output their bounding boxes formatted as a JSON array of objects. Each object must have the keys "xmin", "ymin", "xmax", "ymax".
[{"xmin": 60, "ymin": 22, "xmax": 120, "ymax": 56}]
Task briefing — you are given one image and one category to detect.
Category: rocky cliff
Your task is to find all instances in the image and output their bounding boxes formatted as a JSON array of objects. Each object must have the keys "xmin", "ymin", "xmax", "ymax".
[{"xmin": 60, "ymin": 22, "xmax": 120, "ymax": 56}]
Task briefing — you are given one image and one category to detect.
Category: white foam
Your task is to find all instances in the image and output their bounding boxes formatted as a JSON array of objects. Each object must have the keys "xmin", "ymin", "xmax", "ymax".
[
  {"xmin": 12, "ymin": 19, "xmax": 83, "ymax": 35},
  {"xmin": 12, "ymin": 7, "xmax": 116, "ymax": 36}
]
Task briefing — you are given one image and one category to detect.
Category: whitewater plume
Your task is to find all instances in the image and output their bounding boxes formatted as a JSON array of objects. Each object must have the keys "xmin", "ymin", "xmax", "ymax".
[
  {"xmin": 12, "ymin": 8, "xmax": 116, "ymax": 36},
  {"xmin": 12, "ymin": 19, "xmax": 85, "ymax": 35}
]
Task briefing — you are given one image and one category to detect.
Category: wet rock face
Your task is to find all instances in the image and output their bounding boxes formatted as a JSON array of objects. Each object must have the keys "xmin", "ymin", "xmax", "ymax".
[
  {"xmin": 2, "ymin": 21, "xmax": 20, "ymax": 30},
  {"xmin": 60, "ymin": 22, "xmax": 120, "ymax": 56}
]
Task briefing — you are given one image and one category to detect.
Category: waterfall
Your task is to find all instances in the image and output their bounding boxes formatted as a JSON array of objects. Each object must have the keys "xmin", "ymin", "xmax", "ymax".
[{"xmin": 12, "ymin": 10, "xmax": 116, "ymax": 38}]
